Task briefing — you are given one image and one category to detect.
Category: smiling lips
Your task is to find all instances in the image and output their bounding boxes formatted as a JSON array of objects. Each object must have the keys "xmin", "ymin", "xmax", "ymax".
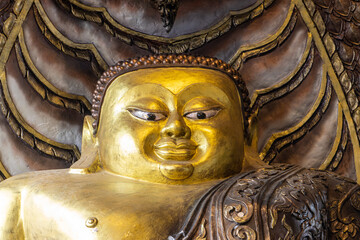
[{"xmin": 154, "ymin": 138, "xmax": 197, "ymax": 161}]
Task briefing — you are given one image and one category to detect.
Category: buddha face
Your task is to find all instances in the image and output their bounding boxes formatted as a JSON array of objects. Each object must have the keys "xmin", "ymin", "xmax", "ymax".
[{"xmin": 97, "ymin": 67, "xmax": 245, "ymax": 184}]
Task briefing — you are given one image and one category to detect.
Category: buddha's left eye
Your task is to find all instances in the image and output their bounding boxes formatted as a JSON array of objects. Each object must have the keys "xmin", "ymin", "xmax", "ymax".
[
  {"xmin": 128, "ymin": 109, "xmax": 167, "ymax": 121},
  {"xmin": 184, "ymin": 108, "xmax": 221, "ymax": 120}
]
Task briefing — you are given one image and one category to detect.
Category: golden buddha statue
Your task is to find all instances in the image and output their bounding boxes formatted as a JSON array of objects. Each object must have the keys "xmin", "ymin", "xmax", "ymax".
[{"xmin": 0, "ymin": 55, "xmax": 359, "ymax": 240}]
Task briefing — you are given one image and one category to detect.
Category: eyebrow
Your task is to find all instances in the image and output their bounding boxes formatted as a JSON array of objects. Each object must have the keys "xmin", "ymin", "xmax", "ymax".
[
  {"xmin": 129, "ymin": 83, "xmax": 177, "ymax": 96},
  {"xmin": 183, "ymin": 96, "xmax": 223, "ymax": 108},
  {"xmin": 126, "ymin": 97, "xmax": 168, "ymax": 109},
  {"xmin": 177, "ymin": 83, "xmax": 232, "ymax": 103}
]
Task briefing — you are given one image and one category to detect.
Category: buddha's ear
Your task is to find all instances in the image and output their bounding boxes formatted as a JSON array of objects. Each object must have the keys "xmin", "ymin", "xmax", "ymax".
[
  {"xmin": 81, "ymin": 115, "xmax": 98, "ymax": 148},
  {"xmin": 69, "ymin": 116, "xmax": 100, "ymax": 174},
  {"xmin": 242, "ymin": 111, "xmax": 269, "ymax": 171},
  {"xmin": 245, "ymin": 111, "xmax": 258, "ymax": 147}
]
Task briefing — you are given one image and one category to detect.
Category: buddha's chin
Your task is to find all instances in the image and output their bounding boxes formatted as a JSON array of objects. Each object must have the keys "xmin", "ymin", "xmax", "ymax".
[{"xmin": 159, "ymin": 161, "xmax": 194, "ymax": 180}]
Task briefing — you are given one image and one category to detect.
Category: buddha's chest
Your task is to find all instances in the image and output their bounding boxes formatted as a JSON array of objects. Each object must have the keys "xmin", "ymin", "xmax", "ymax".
[{"xmin": 20, "ymin": 179, "xmax": 211, "ymax": 240}]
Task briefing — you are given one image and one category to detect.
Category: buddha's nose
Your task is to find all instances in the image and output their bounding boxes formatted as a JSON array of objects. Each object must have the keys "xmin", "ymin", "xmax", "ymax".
[{"xmin": 161, "ymin": 112, "xmax": 191, "ymax": 138}]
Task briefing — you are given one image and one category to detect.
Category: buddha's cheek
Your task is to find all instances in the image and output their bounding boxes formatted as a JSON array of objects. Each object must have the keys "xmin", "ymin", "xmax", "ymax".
[
  {"xmin": 130, "ymin": 125, "xmax": 165, "ymax": 164},
  {"xmin": 189, "ymin": 120, "xmax": 244, "ymax": 179},
  {"xmin": 98, "ymin": 119, "xmax": 162, "ymax": 176}
]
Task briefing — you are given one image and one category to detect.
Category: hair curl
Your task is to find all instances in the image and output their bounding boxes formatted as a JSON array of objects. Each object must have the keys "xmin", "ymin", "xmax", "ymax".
[{"xmin": 91, "ymin": 54, "xmax": 251, "ymax": 135}]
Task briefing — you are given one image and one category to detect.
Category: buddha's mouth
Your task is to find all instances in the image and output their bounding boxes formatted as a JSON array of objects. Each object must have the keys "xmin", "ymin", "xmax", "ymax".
[{"xmin": 154, "ymin": 138, "xmax": 197, "ymax": 161}]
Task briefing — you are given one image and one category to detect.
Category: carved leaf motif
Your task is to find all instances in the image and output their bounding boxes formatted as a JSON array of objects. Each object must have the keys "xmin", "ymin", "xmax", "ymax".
[
  {"xmin": 350, "ymin": 190, "xmax": 360, "ymax": 210},
  {"xmin": 280, "ymin": 214, "xmax": 294, "ymax": 240},
  {"xmin": 227, "ymin": 224, "xmax": 257, "ymax": 240},
  {"xmin": 195, "ymin": 219, "xmax": 207, "ymax": 240},
  {"xmin": 224, "ymin": 200, "xmax": 254, "ymax": 224},
  {"xmin": 329, "ymin": 185, "xmax": 360, "ymax": 240}
]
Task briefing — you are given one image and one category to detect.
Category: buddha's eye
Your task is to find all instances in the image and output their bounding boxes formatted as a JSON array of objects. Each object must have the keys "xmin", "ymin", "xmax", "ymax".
[
  {"xmin": 184, "ymin": 108, "xmax": 221, "ymax": 120},
  {"xmin": 128, "ymin": 109, "xmax": 167, "ymax": 121}
]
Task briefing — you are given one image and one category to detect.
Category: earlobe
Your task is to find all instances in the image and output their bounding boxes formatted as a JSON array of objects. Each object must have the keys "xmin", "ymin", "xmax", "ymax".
[
  {"xmin": 242, "ymin": 144, "xmax": 269, "ymax": 171},
  {"xmin": 242, "ymin": 111, "xmax": 269, "ymax": 171},
  {"xmin": 69, "ymin": 116, "xmax": 100, "ymax": 174},
  {"xmin": 245, "ymin": 112, "xmax": 258, "ymax": 148},
  {"xmin": 82, "ymin": 115, "xmax": 98, "ymax": 146}
]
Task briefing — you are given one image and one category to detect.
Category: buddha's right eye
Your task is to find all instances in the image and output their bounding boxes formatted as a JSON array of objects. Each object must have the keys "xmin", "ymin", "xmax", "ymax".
[{"xmin": 128, "ymin": 109, "xmax": 167, "ymax": 121}]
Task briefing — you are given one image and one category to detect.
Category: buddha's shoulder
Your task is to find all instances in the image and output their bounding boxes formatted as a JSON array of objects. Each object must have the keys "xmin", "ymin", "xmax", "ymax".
[
  {"xmin": 0, "ymin": 169, "xmax": 113, "ymax": 193},
  {"xmin": 0, "ymin": 169, "xmax": 68, "ymax": 191},
  {"xmin": 0, "ymin": 169, "xmax": 216, "ymax": 198}
]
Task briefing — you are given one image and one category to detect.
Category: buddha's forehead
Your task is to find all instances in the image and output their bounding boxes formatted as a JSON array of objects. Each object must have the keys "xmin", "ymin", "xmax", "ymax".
[{"xmin": 107, "ymin": 67, "xmax": 238, "ymax": 96}]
